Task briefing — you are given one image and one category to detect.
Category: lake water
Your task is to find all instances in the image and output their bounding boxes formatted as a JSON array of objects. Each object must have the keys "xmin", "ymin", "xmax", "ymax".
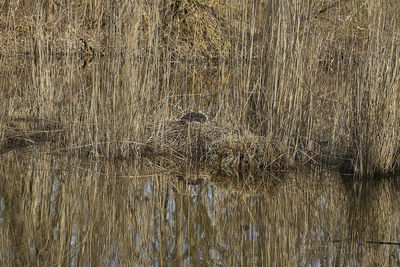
[{"xmin": 1, "ymin": 147, "xmax": 399, "ymax": 266}]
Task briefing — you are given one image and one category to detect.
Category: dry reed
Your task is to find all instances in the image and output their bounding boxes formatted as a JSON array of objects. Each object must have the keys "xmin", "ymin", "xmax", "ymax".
[{"xmin": 1, "ymin": 0, "xmax": 400, "ymax": 176}]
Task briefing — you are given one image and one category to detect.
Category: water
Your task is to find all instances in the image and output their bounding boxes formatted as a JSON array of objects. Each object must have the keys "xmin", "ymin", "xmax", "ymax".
[{"xmin": 1, "ymin": 147, "xmax": 399, "ymax": 266}]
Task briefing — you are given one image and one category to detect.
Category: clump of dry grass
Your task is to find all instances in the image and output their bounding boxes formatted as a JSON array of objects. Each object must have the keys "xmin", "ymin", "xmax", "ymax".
[
  {"xmin": 143, "ymin": 119, "xmax": 285, "ymax": 172},
  {"xmin": 206, "ymin": 128, "xmax": 285, "ymax": 171},
  {"xmin": 0, "ymin": 117, "xmax": 62, "ymax": 154}
]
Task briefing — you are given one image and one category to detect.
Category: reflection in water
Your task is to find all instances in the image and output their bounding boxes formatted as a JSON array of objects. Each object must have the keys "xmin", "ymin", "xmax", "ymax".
[{"xmin": 0, "ymin": 148, "xmax": 399, "ymax": 266}]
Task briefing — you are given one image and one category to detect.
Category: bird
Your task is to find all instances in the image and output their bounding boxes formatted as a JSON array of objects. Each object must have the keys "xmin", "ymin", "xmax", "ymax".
[{"xmin": 180, "ymin": 110, "xmax": 209, "ymax": 123}]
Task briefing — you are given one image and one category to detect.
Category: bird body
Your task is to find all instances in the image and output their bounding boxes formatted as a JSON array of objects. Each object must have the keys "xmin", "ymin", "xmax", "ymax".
[{"xmin": 180, "ymin": 111, "xmax": 209, "ymax": 123}]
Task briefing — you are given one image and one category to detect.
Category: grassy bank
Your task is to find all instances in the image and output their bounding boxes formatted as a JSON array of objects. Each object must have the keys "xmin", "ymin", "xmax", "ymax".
[{"xmin": 1, "ymin": 0, "xmax": 400, "ymax": 176}]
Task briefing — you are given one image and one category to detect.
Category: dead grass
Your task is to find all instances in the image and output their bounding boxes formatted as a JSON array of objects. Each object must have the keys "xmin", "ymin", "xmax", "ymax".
[
  {"xmin": 143, "ymin": 119, "xmax": 285, "ymax": 172},
  {"xmin": 1, "ymin": 0, "xmax": 400, "ymax": 176}
]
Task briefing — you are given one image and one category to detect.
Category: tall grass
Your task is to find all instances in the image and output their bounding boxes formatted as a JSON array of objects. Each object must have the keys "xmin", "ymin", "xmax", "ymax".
[{"xmin": 1, "ymin": 0, "xmax": 400, "ymax": 175}]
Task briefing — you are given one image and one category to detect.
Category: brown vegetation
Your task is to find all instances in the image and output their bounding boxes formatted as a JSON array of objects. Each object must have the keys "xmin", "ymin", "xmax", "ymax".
[{"xmin": 1, "ymin": 0, "xmax": 400, "ymax": 176}]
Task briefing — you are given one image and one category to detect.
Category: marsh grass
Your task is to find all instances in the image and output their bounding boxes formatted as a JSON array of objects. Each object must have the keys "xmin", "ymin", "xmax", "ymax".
[{"xmin": 1, "ymin": 0, "xmax": 400, "ymax": 176}]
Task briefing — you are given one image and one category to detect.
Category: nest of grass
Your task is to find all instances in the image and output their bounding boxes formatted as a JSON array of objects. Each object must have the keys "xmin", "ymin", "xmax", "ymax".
[
  {"xmin": 0, "ymin": 117, "xmax": 63, "ymax": 154},
  {"xmin": 206, "ymin": 129, "xmax": 285, "ymax": 172},
  {"xmin": 1, "ymin": 115, "xmax": 287, "ymax": 173},
  {"xmin": 144, "ymin": 120, "xmax": 220, "ymax": 160},
  {"xmin": 144, "ymin": 119, "xmax": 286, "ymax": 172}
]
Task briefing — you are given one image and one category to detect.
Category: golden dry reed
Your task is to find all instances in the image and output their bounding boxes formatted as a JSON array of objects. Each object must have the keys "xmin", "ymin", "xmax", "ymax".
[{"xmin": 1, "ymin": 0, "xmax": 400, "ymax": 176}]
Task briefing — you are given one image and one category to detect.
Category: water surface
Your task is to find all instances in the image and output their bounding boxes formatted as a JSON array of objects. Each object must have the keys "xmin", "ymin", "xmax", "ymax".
[{"xmin": 1, "ymin": 148, "xmax": 399, "ymax": 266}]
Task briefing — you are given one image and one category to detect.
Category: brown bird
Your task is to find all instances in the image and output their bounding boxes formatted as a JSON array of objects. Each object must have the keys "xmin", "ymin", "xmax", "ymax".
[{"xmin": 180, "ymin": 110, "xmax": 209, "ymax": 123}]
